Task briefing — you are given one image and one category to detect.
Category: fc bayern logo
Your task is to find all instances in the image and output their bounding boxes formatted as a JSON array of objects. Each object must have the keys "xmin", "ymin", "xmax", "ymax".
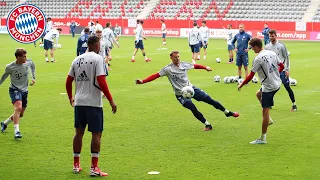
[{"xmin": 7, "ymin": 4, "xmax": 46, "ymax": 44}]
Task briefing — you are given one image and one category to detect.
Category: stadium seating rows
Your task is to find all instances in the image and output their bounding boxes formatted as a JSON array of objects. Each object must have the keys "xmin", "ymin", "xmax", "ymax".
[{"xmin": 0, "ymin": 0, "xmax": 320, "ymax": 22}]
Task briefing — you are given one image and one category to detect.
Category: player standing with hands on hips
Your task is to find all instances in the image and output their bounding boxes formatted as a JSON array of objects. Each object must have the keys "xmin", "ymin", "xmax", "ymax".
[
  {"xmin": 136, "ymin": 50, "xmax": 239, "ymax": 131},
  {"xmin": 0, "ymin": 48, "xmax": 36, "ymax": 139},
  {"xmin": 66, "ymin": 36, "xmax": 117, "ymax": 176},
  {"xmin": 238, "ymin": 37, "xmax": 285, "ymax": 144}
]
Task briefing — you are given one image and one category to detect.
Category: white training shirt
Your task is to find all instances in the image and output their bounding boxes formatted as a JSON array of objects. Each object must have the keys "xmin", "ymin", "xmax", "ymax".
[
  {"xmin": 68, "ymin": 52, "xmax": 106, "ymax": 107},
  {"xmin": 251, "ymin": 50, "xmax": 281, "ymax": 92},
  {"xmin": 135, "ymin": 25, "xmax": 144, "ymax": 41},
  {"xmin": 102, "ymin": 28, "xmax": 117, "ymax": 48},
  {"xmin": 188, "ymin": 27, "xmax": 202, "ymax": 45},
  {"xmin": 46, "ymin": 21, "xmax": 53, "ymax": 32},
  {"xmin": 159, "ymin": 62, "xmax": 194, "ymax": 95},
  {"xmin": 200, "ymin": 26, "xmax": 209, "ymax": 42},
  {"xmin": 44, "ymin": 29, "xmax": 59, "ymax": 43},
  {"xmin": 265, "ymin": 40, "xmax": 290, "ymax": 71},
  {"xmin": 161, "ymin": 23, "xmax": 166, "ymax": 34},
  {"xmin": 98, "ymin": 39, "xmax": 106, "ymax": 59},
  {"xmin": 226, "ymin": 29, "xmax": 233, "ymax": 45},
  {"xmin": 95, "ymin": 23, "xmax": 103, "ymax": 31}
]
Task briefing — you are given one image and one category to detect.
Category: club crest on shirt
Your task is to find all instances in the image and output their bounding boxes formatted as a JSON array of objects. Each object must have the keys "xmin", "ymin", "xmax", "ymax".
[{"xmin": 6, "ymin": 3, "xmax": 46, "ymax": 43}]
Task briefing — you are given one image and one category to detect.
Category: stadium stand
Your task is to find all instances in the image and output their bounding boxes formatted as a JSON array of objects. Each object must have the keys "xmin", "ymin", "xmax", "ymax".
[
  {"xmin": 312, "ymin": 5, "xmax": 320, "ymax": 22},
  {"xmin": 0, "ymin": 0, "xmax": 315, "ymax": 22}
]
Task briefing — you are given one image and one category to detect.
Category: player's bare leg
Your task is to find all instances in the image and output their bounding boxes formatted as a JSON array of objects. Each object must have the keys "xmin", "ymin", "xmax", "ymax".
[
  {"xmin": 73, "ymin": 128, "xmax": 84, "ymax": 173},
  {"xmin": 238, "ymin": 66, "xmax": 242, "ymax": 78},
  {"xmin": 228, "ymin": 50, "xmax": 234, "ymax": 63},
  {"xmin": 256, "ymin": 90, "xmax": 273, "ymax": 125},
  {"xmin": 250, "ymin": 107, "xmax": 270, "ymax": 144},
  {"xmin": 203, "ymin": 48, "xmax": 207, "ymax": 60},
  {"xmin": 141, "ymin": 49, "xmax": 151, "ymax": 62},
  {"xmin": 192, "ymin": 53, "xmax": 198, "ymax": 64},
  {"xmin": 131, "ymin": 48, "xmax": 138, "ymax": 62},
  {"xmin": 12, "ymin": 101, "xmax": 23, "ymax": 139},
  {"xmin": 50, "ymin": 49, "xmax": 55, "ymax": 62},
  {"xmin": 45, "ymin": 50, "xmax": 49, "ymax": 62},
  {"xmin": 1, "ymin": 107, "xmax": 25, "ymax": 133},
  {"xmin": 244, "ymin": 66, "xmax": 249, "ymax": 77},
  {"xmin": 162, "ymin": 38, "xmax": 166, "ymax": 46},
  {"xmin": 90, "ymin": 132, "xmax": 108, "ymax": 176}
]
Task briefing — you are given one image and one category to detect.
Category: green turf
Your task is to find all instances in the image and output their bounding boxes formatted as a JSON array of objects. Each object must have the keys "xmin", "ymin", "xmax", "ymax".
[{"xmin": 0, "ymin": 34, "xmax": 319, "ymax": 180}]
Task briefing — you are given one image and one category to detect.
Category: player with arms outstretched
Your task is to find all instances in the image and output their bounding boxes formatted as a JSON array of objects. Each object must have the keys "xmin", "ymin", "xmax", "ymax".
[
  {"xmin": 265, "ymin": 30, "xmax": 297, "ymax": 111},
  {"xmin": 43, "ymin": 28, "xmax": 62, "ymax": 62},
  {"xmin": 66, "ymin": 36, "xmax": 117, "ymax": 176},
  {"xmin": 238, "ymin": 37, "xmax": 284, "ymax": 144},
  {"xmin": 136, "ymin": 50, "xmax": 239, "ymax": 131},
  {"xmin": 0, "ymin": 48, "xmax": 36, "ymax": 139}
]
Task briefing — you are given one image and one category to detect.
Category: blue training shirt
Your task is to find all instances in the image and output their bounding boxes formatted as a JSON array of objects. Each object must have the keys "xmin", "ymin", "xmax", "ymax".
[
  {"xmin": 232, "ymin": 31, "xmax": 251, "ymax": 54},
  {"xmin": 262, "ymin": 27, "xmax": 270, "ymax": 41},
  {"xmin": 77, "ymin": 34, "xmax": 89, "ymax": 56}
]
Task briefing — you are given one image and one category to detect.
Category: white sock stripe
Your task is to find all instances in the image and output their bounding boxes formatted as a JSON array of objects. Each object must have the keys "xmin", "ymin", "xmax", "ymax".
[
  {"xmin": 73, "ymin": 153, "xmax": 80, "ymax": 157},
  {"xmin": 91, "ymin": 153, "xmax": 99, "ymax": 157}
]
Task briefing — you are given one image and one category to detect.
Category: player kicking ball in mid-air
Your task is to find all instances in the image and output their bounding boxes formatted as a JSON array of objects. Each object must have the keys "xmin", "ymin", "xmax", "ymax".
[
  {"xmin": 66, "ymin": 36, "xmax": 117, "ymax": 176},
  {"xmin": 265, "ymin": 29, "xmax": 297, "ymax": 111},
  {"xmin": 136, "ymin": 50, "xmax": 239, "ymax": 131},
  {"xmin": 238, "ymin": 37, "xmax": 285, "ymax": 144},
  {"xmin": 0, "ymin": 48, "xmax": 36, "ymax": 139}
]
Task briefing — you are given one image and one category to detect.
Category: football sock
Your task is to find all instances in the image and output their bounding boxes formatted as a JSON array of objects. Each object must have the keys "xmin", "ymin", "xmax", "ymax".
[
  {"xmin": 203, "ymin": 55, "xmax": 206, "ymax": 59},
  {"xmin": 132, "ymin": 56, "xmax": 135, "ymax": 60},
  {"xmin": 260, "ymin": 133, "xmax": 267, "ymax": 141},
  {"xmin": 14, "ymin": 124, "xmax": 19, "ymax": 133},
  {"xmin": 197, "ymin": 55, "xmax": 200, "ymax": 59},
  {"xmin": 51, "ymin": 58, "xmax": 54, "ymax": 62},
  {"xmin": 204, "ymin": 121, "xmax": 211, "ymax": 125},
  {"xmin": 224, "ymin": 110, "xmax": 229, "ymax": 114},
  {"xmin": 283, "ymin": 83, "xmax": 296, "ymax": 103},
  {"xmin": 183, "ymin": 101, "xmax": 206, "ymax": 123},
  {"xmin": 293, "ymin": 102, "xmax": 296, "ymax": 105},
  {"xmin": 73, "ymin": 152, "xmax": 80, "ymax": 166},
  {"xmin": 4, "ymin": 116, "xmax": 13, "ymax": 125},
  {"xmin": 91, "ymin": 152, "xmax": 99, "ymax": 168},
  {"xmin": 192, "ymin": 59, "xmax": 196, "ymax": 64},
  {"xmin": 46, "ymin": 57, "xmax": 48, "ymax": 61},
  {"xmin": 202, "ymin": 96, "xmax": 226, "ymax": 111}
]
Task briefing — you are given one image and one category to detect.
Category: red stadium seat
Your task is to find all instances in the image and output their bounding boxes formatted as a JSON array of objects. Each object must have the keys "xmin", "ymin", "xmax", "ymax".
[
  {"xmin": 183, "ymin": 8, "xmax": 187, "ymax": 13},
  {"xmin": 186, "ymin": 1, "xmax": 189, "ymax": 5},
  {"xmin": 137, "ymin": 4, "xmax": 140, "ymax": 9},
  {"xmin": 177, "ymin": 13, "xmax": 180, "ymax": 17},
  {"xmin": 179, "ymin": 8, "xmax": 183, "ymax": 12},
  {"xmin": 190, "ymin": 1, "xmax": 193, "ymax": 5},
  {"xmin": 169, "ymin": 1, "xmax": 173, "ymax": 5},
  {"xmin": 124, "ymin": 1, "xmax": 127, "ymax": 5},
  {"xmin": 122, "ymin": 12, "xmax": 125, "ymax": 16},
  {"xmin": 104, "ymin": 1, "xmax": 108, "ymax": 5},
  {"xmin": 85, "ymin": 4, "xmax": 89, "ymax": 9},
  {"xmin": 163, "ymin": 8, "xmax": 166, "ymax": 13},
  {"xmin": 140, "ymin": 1, "xmax": 143, "ymax": 5},
  {"xmin": 196, "ymin": 5, "xmax": 199, "ymax": 9},
  {"xmin": 129, "ymin": 8, "xmax": 133, "ymax": 13},
  {"xmin": 188, "ymin": 8, "xmax": 192, "ymax": 13},
  {"xmin": 154, "ymin": 8, "xmax": 158, "ymax": 13},
  {"xmin": 173, "ymin": 1, "xmax": 176, "ymax": 5}
]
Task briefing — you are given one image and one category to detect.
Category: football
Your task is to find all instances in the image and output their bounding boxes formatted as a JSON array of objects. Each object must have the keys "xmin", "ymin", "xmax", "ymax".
[
  {"xmin": 223, "ymin": 76, "xmax": 231, "ymax": 84},
  {"xmin": 252, "ymin": 76, "xmax": 258, "ymax": 83},
  {"xmin": 213, "ymin": 75, "xmax": 221, "ymax": 82},
  {"xmin": 238, "ymin": 78, "xmax": 244, "ymax": 85},
  {"xmin": 216, "ymin": 58, "xmax": 221, "ymax": 63},
  {"xmin": 56, "ymin": 44, "xmax": 62, "ymax": 48},
  {"xmin": 181, "ymin": 86, "xmax": 195, "ymax": 98},
  {"xmin": 229, "ymin": 76, "xmax": 235, "ymax": 83},
  {"xmin": 290, "ymin": 78, "xmax": 297, "ymax": 86}
]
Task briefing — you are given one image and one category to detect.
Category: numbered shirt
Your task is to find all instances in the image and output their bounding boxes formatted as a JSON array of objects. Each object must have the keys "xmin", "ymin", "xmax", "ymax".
[
  {"xmin": 159, "ymin": 62, "xmax": 194, "ymax": 95},
  {"xmin": 251, "ymin": 50, "xmax": 281, "ymax": 92},
  {"xmin": 68, "ymin": 52, "xmax": 106, "ymax": 107},
  {"xmin": 44, "ymin": 29, "xmax": 59, "ymax": 42},
  {"xmin": 188, "ymin": 27, "xmax": 202, "ymax": 45},
  {"xmin": 102, "ymin": 28, "xmax": 117, "ymax": 48},
  {"xmin": 0, "ymin": 59, "xmax": 35, "ymax": 92}
]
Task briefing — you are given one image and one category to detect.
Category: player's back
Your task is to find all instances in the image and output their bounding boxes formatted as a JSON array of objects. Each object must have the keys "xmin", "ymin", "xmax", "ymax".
[
  {"xmin": 78, "ymin": 34, "xmax": 89, "ymax": 55},
  {"xmin": 70, "ymin": 52, "xmax": 105, "ymax": 107},
  {"xmin": 189, "ymin": 27, "xmax": 201, "ymax": 45},
  {"xmin": 254, "ymin": 50, "xmax": 281, "ymax": 92}
]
